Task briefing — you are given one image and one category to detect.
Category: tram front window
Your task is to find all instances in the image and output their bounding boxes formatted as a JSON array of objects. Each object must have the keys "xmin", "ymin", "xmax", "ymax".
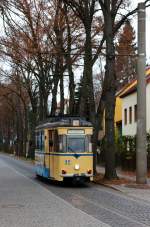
[{"xmin": 67, "ymin": 136, "xmax": 85, "ymax": 152}]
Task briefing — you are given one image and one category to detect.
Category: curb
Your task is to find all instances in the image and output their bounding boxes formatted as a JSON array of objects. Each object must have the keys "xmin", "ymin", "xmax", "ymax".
[
  {"xmin": 92, "ymin": 180, "xmax": 125, "ymax": 192},
  {"xmin": 0, "ymin": 152, "xmax": 34, "ymax": 166}
]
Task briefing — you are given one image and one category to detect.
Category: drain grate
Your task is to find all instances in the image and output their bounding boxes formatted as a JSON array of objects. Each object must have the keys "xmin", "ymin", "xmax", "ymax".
[{"xmin": 1, "ymin": 204, "xmax": 24, "ymax": 208}]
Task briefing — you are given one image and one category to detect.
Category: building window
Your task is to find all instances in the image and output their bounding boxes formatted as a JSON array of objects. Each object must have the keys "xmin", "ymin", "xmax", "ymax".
[
  {"xmin": 134, "ymin": 105, "xmax": 137, "ymax": 122},
  {"xmin": 129, "ymin": 106, "xmax": 132, "ymax": 124},
  {"xmin": 124, "ymin": 108, "xmax": 127, "ymax": 125}
]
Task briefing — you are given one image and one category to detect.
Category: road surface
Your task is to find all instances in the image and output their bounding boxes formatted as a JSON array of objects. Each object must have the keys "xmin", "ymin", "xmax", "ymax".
[{"xmin": 0, "ymin": 154, "xmax": 150, "ymax": 227}]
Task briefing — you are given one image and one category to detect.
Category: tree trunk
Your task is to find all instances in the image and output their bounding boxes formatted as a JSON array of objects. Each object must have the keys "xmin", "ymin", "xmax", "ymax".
[
  {"xmin": 28, "ymin": 99, "xmax": 38, "ymax": 159},
  {"xmin": 64, "ymin": 4, "xmax": 75, "ymax": 115},
  {"xmin": 104, "ymin": 88, "xmax": 117, "ymax": 179},
  {"xmin": 39, "ymin": 83, "xmax": 48, "ymax": 121},
  {"xmin": 51, "ymin": 59, "xmax": 60, "ymax": 116},
  {"xmin": 68, "ymin": 68, "xmax": 75, "ymax": 115},
  {"xmin": 93, "ymin": 89, "xmax": 106, "ymax": 173},
  {"xmin": 39, "ymin": 89, "xmax": 44, "ymax": 121},
  {"xmin": 16, "ymin": 95, "xmax": 24, "ymax": 157},
  {"xmin": 23, "ymin": 106, "xmax": 28, "ymax": 157},
  {"xmin": 60, "ymin": 75, "xmax": 64, "ymax": 115},
  {"xmin": 79, "ymin": 27, "xmax": 95, "ymax": 124},
  {"xmin": 51, "ymin": 78, "xmax": 59, "ymax": 116},
  {"xmin": 28, "ymin": 110, "xmax": 37, "ymax": 159},
  {"xmin": 103, "ymin": 11, "xmax": 118, "ymax": 179}
]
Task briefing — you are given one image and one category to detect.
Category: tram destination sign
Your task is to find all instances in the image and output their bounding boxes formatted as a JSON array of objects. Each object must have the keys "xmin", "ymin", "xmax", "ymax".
[{"xmin": 67, "ymin": 129, "xmax": 85, "ymax": 134}]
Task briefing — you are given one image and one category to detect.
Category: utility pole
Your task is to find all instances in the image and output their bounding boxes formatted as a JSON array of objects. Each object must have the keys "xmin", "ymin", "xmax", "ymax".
[{"xmin": 136, "ymin": 2, "xmax": 147, "ymax": 184}]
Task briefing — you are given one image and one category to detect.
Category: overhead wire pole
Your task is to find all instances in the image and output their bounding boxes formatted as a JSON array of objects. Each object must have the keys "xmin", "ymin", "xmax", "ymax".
[{"xmin": 136, "ymin": 2, "xmax": 147, "ymax": 184}]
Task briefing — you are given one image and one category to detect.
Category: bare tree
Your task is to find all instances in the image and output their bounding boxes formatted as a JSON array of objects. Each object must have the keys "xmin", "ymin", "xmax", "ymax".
[
  {"xmin": 97, "ymin": 0, "xmax": 150, "ymax": 179},
  {"xmin": 63, "ymin": 0, "xmax": 97, "ymax": 123}
]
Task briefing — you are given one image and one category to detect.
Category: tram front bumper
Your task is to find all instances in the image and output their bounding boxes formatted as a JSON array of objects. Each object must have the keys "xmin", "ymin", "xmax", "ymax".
[{"xmin": 60, "ymin": 173, "xmax": 93, "ymax": 182}]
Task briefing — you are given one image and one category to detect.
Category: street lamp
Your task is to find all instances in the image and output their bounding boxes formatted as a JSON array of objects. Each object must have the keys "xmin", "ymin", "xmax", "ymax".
[{"xmin": 136, "ymin": 2, "xmax": 147, "ymax": 184}]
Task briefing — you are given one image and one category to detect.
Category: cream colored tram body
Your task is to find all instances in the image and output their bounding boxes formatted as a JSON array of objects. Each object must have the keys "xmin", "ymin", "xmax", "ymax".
[{"xmin": 35, "ymin": 117, "xmax": 93, "ymax": 182}]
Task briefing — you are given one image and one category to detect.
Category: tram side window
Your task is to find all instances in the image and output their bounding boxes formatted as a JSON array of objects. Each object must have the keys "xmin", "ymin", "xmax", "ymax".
[
  {"xmin": 41, "ymin": 131, "xmax": 45, "ymax": 152},
  {"xmin": 85, "ymin": 135, "xmax": 92, "ymax": 152},
  {"xmin": 59, "ymin": 135, "xmax": 67, "ymax": 152},
  {"xmin": 36, "ymin": 131, "xmax": 44, "ymax": 151},
  {"xmin": 54, "ymin": 131, "xmax": 59, "ymax": 152},
  {"xmin": 36, "ymin": 132, "xmax": 40, "ymax": 149}
]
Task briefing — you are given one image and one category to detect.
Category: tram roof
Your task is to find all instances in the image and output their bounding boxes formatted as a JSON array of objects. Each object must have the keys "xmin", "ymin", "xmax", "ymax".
[{"xmin": 36, "ymin": 116, "xmax": 93, "ymax": 130}]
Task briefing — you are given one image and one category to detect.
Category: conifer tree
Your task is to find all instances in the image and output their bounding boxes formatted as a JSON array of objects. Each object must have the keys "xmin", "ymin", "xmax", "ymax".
[{"xmin": 116, "ymin": 20, "xmax": 137, "ymax": 90}]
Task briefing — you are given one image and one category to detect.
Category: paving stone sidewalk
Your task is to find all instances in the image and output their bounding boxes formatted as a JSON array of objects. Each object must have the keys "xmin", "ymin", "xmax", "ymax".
[
  {"xmin": 0, "ymin": 159, "xmax": 110, "ymax": 227},
  {"xmin": 97, "ymin": 165, "xmax": 150, "ymax": 203}
]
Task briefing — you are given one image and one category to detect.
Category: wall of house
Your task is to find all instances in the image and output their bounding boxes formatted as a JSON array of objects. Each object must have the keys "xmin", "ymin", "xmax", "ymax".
[
  {"xmin": 122, "ymin": 93, "xmax": 137, "ymax": 136},
  {"xmin": 115, "ymin": 97, "xmax": 122, "ymax": 123},
  {"xmin": 122, "ymin": 83, "xmax": 150, "ymax": 136}
]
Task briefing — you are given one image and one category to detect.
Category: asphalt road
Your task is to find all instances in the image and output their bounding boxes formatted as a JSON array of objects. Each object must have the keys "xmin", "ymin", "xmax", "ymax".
[{"xmin": 1, "ymin": 154, "xmax": 150, "ymax": 227}]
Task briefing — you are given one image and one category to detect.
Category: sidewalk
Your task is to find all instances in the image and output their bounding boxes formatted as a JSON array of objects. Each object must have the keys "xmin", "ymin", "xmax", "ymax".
[
  {"xmin": 96, "ymin": 165, "xmax": 150, "ymax": 203},
  {"xmin": 0, "ymin": 158, "xmax": 110, "ymax": 227},
  {"xmin": 97, "ymin": 165, "xmax": 150, "ymax": 182}
]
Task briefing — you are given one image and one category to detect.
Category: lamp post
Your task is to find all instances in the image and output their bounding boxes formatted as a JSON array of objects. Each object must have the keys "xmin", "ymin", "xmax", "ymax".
[{"xmin": 136, "ymin": 2, "xmax": 147, "ymax": 184}]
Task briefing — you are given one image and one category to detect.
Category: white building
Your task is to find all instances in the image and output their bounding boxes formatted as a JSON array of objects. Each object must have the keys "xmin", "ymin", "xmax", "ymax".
[{"xmin": 118, "ymin": 67, "xmax": 150, "ymax": 136}]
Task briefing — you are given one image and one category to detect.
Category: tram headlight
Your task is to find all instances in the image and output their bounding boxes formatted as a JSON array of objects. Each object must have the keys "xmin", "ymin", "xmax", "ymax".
[{"xmin": 75, "ymin": 164, "xmax": 80, "ymax": 170}]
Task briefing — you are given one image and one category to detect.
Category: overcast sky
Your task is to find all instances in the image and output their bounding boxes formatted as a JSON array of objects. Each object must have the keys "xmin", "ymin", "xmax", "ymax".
[
  {"xmin": 0, "ymin": 1, "xmax": 150, "ymax": 70},
  {"xmin": 132, "ymin": 0, "xmax": 150, "ymax": 62}
]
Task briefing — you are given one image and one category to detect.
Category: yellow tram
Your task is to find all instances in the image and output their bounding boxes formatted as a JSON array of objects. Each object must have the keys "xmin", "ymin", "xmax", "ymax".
[{"xmin": 35, "ymin": 117, "xmax": 94, "ymax": 183}]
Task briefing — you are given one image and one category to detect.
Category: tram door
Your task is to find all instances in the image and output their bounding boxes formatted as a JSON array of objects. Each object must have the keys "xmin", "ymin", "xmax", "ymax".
[{"xmin": 49, "ymin": 130, "xmax": 54, "ymax": 177}]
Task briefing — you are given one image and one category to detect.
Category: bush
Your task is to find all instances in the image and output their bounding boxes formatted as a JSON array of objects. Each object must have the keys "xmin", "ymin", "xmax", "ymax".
[
  {"xmin": 97, "ymin": 133, "xmax": 150, "ymax": 170},
  {"xmin": 116, "ymin": 133, "xmax": 150, "ymax": 170}
]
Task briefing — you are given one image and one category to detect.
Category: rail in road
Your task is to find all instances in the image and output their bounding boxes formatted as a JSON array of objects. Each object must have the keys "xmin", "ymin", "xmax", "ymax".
[{"xmin": 1, "ymin": 154, "xmax": 150, "ymax": 227}]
